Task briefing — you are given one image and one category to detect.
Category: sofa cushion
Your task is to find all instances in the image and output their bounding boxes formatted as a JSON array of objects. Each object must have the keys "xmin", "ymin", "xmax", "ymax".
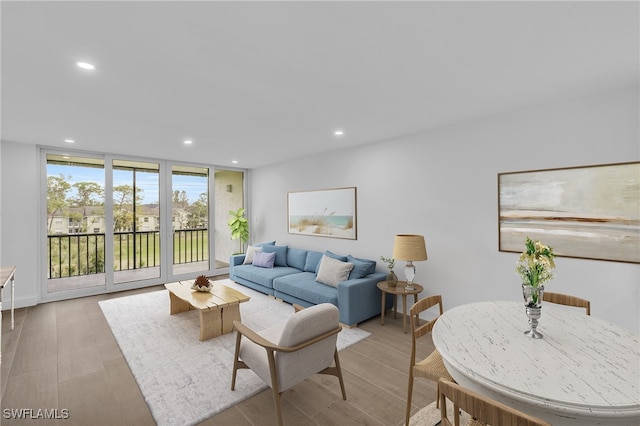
[
  {"xmin": 233, "ymin": 265, "xmax": 301, "ymax": 289},
  {"xmin": 325, "ymin": 250, "xmax": 348, "ymax": 262},
  {"xmin": 243, "ymin": 245, "xmax": 262, "ymax": 265},
  {"xmin": 262, "ymin": 245, "xmax": 288, "ymax": 267},
  {"xmin": 316, "ymin": 255, "xmax": 354, "ymax": 287},
  {"xmin": 273, "ymin": 272, "xmax": 339, "ymax": 305},
  {"xmin": 286, "ymin": 248, "xmax": 308, "ymax": 271},
  {"xmin": 256, "ymin": 240, "xmax": 276, "ymax": 247},
  {"xmin": 315, "ymin": 250, "xmax": 348, "ymax": 274},
  {"xmin": 304, "ymin": 251, "xmax": 323, "ymax": 273},
  {"xmin": 252, "ymin": 251, "xmax": 275, "ymax": 268},
  {"xmin": 346, "ymin": 255, "xmax": 376, "ymax": 279}
]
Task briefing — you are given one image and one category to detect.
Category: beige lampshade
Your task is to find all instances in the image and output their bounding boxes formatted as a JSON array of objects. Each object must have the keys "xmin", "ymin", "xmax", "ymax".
[{"xmin": 392, "ymin": 234, "xmax": 428, "ymax": 261}]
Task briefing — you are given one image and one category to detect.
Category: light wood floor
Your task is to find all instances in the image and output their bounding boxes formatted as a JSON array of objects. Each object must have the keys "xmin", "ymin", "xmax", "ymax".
[{"xmin": 1, "ymin": 278, "xmax": 437, "ymax": 425}]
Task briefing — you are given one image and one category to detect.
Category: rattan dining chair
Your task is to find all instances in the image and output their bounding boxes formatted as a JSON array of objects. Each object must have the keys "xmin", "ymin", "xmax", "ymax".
[
  {"xmin": 543, "ymin": 291, "xmax": 591, "ymax": 315},
  {"xmin": 439, "ymin": 379, "xmax": 552, "ymax": 426},
  {"xmin": 405, "ymin": 295, "xmax": 453, "ymax": 426}
]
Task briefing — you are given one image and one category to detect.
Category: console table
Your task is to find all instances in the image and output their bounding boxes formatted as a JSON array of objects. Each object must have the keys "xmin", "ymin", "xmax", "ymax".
[{"xmin": 432, "ymin": 301, "xmax": 640, "ymax": 426}]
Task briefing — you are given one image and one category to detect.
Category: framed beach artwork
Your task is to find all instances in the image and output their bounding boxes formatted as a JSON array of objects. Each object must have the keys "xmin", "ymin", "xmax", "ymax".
[
  {"xmin": 288, "ymin": 187, "xmax": 357, "ymax": 239},
  {"xmin": 498, "ymin": 162, "xmax": 640, "ymax": 264}
]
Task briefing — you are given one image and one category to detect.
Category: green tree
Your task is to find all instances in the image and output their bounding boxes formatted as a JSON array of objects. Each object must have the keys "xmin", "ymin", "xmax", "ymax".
[
  {"xmin": 173, "ymin": 190, "xmax": 189, "ymax": 209},
  {"xmin": 188, "ymin": 192, "xmax": 208, "ymax": 228},
  {"xmin": 113, "ymin": 184, "xmax": 134, "ymax": 231},
  {"xmin": 71, "ymin": 181, "xmax": 104, "ymax": 232},
  {"xmin": 112, "ymin": 184, "xmax": 145, "ymax": 231},
  {"xmin": 71, "ymin": 182, "xmax": 104, "ymax": 206},
  {"xmin": 47, "ymin": 174, "xmax": 71, "ymax": 233}
]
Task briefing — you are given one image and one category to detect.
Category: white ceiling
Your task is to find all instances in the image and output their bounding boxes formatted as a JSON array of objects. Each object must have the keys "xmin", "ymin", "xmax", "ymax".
[{"xmin": 2, "ymin": 1, "xmax": 638, "ymax": 169}]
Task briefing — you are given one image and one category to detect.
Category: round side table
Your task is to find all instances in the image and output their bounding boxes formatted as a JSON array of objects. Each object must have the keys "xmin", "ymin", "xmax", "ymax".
[{"xmin": 377, "ymin": 281, "xmax": 424, "ymax": 333}]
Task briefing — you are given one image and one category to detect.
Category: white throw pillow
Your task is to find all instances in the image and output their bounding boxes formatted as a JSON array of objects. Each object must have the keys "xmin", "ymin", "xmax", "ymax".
[
  {"xmin": 315, "ymin": 255, "xmax": 354, "ymax": 287},
  {"xmin": 243, "ymin": 245, "xmax": 262, "ymax": 265}
]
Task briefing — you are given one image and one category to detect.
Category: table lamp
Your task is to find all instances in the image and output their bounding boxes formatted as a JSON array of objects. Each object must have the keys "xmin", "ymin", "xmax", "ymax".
[{"xmin": 392, "ymin": 234, "xmax": 428, "ymax": 290}]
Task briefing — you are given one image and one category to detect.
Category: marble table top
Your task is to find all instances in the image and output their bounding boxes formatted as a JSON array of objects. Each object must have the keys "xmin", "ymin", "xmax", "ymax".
[{"xmin": 432, "ymin": 300, "xmax": 640, "ymax": 426}]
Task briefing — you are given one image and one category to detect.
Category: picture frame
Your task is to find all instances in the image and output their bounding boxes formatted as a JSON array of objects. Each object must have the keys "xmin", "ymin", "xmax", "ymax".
[
  {"xmin": 498, "ymin": 162, "xmax": 639, "ymax": 263},
  {"xmin": 288, "ymin": 187, "xmax": 357, "ymax": 239}
]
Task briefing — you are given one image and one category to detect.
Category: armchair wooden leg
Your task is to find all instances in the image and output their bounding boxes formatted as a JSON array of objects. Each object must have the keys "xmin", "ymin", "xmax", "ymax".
[
  {"xmin": 267, "ymin": 350, "xmax": 284, "ymax": 426},
  {"xmin": 271, "ymin": 387, "xmax": 284, "ymax": 426},
  {"xmin": 334, "ymin": 350, "xmax": 347, "ymax": 400},
  {"xmin": 231, "ymin": 331, "xmax": 242, "ymax": 390}
]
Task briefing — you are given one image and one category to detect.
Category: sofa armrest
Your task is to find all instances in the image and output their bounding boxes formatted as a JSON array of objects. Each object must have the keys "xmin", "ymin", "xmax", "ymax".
[
  {"xmin": 337, "ymin": 272, "xmax": 389, "ymax": 326},
  {"xmin": 229, "ymin": 254, "xmax": 246, "ymax": 280}
]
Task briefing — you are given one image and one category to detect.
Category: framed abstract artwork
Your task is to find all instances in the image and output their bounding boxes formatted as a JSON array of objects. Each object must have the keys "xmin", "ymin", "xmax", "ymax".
[
  {"xmin": 498, "ymin": 162, "xmax": 639, "ymax": 263},
  {"xmin": 288, "ymin": 187, "xmax": 357, "ymax": 239}
]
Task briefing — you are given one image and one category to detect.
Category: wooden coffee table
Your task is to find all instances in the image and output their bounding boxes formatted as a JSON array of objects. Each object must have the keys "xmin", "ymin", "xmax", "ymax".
[{"xmin": 165, "ymin": 280, "xmax": 250, "ymax": 341}]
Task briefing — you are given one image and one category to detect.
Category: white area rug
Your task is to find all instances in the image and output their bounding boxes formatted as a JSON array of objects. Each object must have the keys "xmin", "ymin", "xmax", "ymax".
[{"xmin": 99, "ymin": 280, "xmax": 370, "ymax": 426}]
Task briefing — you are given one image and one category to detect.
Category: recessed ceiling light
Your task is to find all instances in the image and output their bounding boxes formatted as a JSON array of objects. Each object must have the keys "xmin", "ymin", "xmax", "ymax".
[
  {"xmin": 64, "ymin": 139, "xmax": 75, "ymax": 143},
  {"xmin": 183, "ymin": 140, "xmax": 193, "ymax": 145},
  {"xmin": 76, "ymin": 61, "xmax": 95, "ymax": 70},
  {"xmin": 232, "ymin": 160, "xmax": 238, "ymax": 164},
  {"xmin": 334, "ymin": 129, "xmax": 344, "ymax": 137}
]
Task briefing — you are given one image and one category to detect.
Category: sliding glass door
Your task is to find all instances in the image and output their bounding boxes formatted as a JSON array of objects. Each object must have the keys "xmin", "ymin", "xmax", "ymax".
[
  {"xmin": 112, "ymin": 159, "xmax": 161, "ymax": 284},
  {"xmin": 43, "ymin": 148, "xmax": 245, "ymax": 299},
  {"xmin": 171, "ymin": 165, "xmax": 210, "ymax": 276},
  {"xmin": 45, "ymin": 153, "xmax": 106, "ymax": 293}
]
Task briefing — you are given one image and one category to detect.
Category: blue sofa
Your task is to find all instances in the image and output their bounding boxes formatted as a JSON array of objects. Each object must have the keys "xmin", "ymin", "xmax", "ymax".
[{"xmin": 229, "ymin": 245, "xmax": 390, "ymax": 326}]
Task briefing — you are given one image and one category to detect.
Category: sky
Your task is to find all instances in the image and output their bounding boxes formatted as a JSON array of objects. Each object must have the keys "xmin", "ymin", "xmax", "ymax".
[{"xmin": 48, "ymin": 164, "xmax": 207, "ymax": 204}]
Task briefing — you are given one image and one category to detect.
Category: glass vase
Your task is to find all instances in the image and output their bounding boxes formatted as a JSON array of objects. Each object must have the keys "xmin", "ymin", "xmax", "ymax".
[{"xmin": 386, "ymin": 270, "xmax": 398, "ymax": 287}]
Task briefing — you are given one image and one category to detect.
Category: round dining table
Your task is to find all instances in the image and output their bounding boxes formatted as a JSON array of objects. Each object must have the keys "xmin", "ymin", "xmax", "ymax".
[{"xmin": 432, "ymin": 300, "xmax": 640, "ymax": 426}]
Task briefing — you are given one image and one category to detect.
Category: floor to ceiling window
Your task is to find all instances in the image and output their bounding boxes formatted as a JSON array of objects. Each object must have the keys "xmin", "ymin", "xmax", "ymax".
[
  {"xmin": 46, "ymin": 153, "xmax": 106, "ymax": 293},
  {"xmin": 112, "ymin": 159, "xmax": 161, "ymax": 284},
  {"xmin": 42, "ymin": 148, "xmax": 246, "ymax": 300},
  {"xmin": 171, "ymin": 165, "xmax": 209, "ymax": 276}
]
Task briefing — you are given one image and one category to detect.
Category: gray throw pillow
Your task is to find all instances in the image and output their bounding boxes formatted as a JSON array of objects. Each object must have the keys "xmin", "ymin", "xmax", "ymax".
[{"xmin": 316, "ymin": 255, "xmax": 354, "ymax": 287}]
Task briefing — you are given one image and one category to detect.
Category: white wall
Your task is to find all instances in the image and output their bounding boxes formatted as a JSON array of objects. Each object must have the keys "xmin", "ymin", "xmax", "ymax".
[
  {"xmin": 249, "ymin": 86, "xmax": 640, "ymax": 333},
  {"xmin": 214, "ymin": 170, "xmax": 245, "ymax": 262},
  {"xmin": 0, "ymin": 141, "xmax": 2, "ymax": 273},
  {"xmin": 0, "ymin": 141, "xmax": 39, "ymax": 307}
]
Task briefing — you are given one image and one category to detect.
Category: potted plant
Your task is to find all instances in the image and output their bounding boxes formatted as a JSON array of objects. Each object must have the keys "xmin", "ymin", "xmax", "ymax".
[
  {"xmin": 380, "ymin": 256, "xmax": 398, "ymax": 287},
  {"xmin": 228, "ymin": 207, "xmax": 249, "ymax": 254}
]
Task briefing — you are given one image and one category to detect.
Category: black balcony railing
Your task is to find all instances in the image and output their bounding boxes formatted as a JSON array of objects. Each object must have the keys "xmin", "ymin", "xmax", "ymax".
[
  {"xmin": 48, "ymin": 233, "xmax": 106, "ymax": 279},
  {"xmin": 114, "ymin": 230, "xmax": 160, "ymax": 271},
  {"xmin": 173, "ymin": 228, "xmax": 208, "ymax": 265},
  {"xmin": 47, "ymin": 228, "xmax": 208, "ymax": 279}
]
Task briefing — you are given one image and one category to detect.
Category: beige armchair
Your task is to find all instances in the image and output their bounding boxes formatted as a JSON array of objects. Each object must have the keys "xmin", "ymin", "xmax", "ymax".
[{"xmin": 231, "ymin": 303, "xmax": 346, "ymax": 426}]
